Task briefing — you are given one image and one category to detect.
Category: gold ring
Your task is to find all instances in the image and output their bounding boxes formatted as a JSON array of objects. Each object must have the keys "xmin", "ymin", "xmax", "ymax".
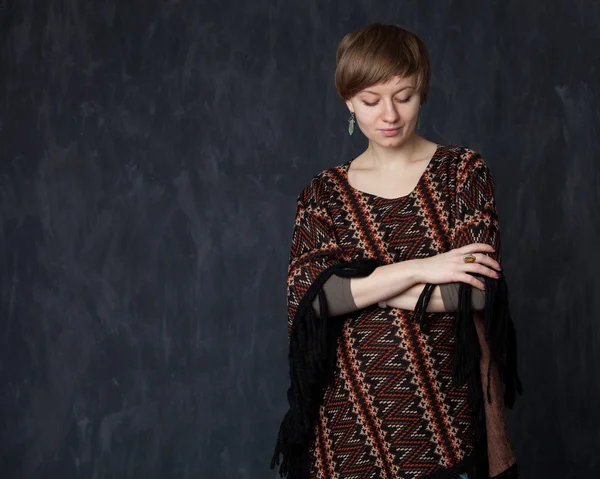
[{"xmin": 463, "ymin": 254, "xmax": 476, "ymax": 263}]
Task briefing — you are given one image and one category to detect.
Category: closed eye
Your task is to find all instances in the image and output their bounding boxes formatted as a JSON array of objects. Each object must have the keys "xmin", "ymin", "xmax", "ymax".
[{"xmin": 362, "ymin": 97, "xmax": 412, "ymax": 107}]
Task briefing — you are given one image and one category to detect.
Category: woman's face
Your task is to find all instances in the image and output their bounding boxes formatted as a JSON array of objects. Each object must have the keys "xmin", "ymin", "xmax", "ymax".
[{"xmin": 346, "ymin": 74, "xmax": 421, "ymax": 147}]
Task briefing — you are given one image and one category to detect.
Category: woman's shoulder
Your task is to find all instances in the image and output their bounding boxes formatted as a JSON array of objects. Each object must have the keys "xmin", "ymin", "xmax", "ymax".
[
  {"xmin": 442, "ymin": 144, "xmax": 492, "ymax": 179},
  {"xmin": 441, "ymin": 144, "xmax": 496, "ymax": 193},
  {"xmin": 296, "ymin": 163, "xmax": 342, "ymax": 206}
]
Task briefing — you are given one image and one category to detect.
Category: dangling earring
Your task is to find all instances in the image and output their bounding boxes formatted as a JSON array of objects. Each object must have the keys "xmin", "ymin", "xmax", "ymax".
[
  {"xmin": 416, "ymin": 113, "xmax": 421, "ymax": 131},
  {"xmin": 348, "ymin": 112, "xmax": 355, "ymax": 136}
]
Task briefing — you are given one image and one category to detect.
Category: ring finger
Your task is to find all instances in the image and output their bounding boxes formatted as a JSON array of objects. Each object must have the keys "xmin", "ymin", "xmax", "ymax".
[{"xmin": 461, "ymin": 253, "xmax": 501, "ymax": 272}]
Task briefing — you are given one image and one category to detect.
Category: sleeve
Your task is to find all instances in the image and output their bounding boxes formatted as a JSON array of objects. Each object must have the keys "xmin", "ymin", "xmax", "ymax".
[
  {"xmin": 452, "ymin": 159, "xmax": 502, "ymax": 262},
  {"xmin": 285, "ymin": 197, "xmax": 345, "ymax": 336},
  {"xmin": 451, "ymin": 158, "xmax": 523, "ymax": 474},
  {"xmin": 271, "ymin": 183, "xmax": 379, "ymax": 478},
  {"xmin": 414, "ymin": 154, "xmax": 522, "ymax": 444},
  {"xmin": 448, "ymin": 157, "xmax": 522, "ymax": 440},
  {"xmin": 440, "ymin": 279, "xmax": 486, "ymax": 311},
  {"xmin": 438, "ymin": 160, "xmax": 498, "ymax": 316},
  {"xmin": 311, "ymin": 274, "xmax": 357, "ymax": 318}
]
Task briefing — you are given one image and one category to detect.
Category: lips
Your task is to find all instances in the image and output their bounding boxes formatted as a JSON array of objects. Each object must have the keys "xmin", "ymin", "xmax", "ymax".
[{"xmin": 380, "ymin": 127, "xmax": 401, "ymax": 137}]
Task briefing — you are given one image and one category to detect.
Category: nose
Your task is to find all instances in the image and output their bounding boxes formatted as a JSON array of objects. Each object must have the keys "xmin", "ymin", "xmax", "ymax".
[{"xmin": 381, "ymin": 99, "xmax": 400, "ymax": 123}]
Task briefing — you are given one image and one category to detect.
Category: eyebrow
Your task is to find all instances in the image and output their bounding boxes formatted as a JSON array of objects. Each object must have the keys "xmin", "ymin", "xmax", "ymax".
[{"xmin": 361, "ymin": 86, "xmax": 415, "ymax": 95}]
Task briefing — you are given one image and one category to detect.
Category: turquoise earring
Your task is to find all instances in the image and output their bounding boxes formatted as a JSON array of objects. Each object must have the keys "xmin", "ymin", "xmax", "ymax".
[
  {"xmin": 348, "ymin": 112, "xmax": 355, "ymax": 136},
  {"xmin": 416, "ymin": 114, "xmax": 421, "ymax": 131}
]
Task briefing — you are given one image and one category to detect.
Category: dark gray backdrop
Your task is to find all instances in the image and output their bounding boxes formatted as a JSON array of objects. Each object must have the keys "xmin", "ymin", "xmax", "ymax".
[{"xmin": 1, "ymin": 0, "xmax": 599, "ymax": 478}]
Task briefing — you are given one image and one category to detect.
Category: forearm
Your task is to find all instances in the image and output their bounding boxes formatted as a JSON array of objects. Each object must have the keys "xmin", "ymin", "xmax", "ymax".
[
  {"xmin": 386, "ymin": 283, "xmax": 447, "ymax": 312},
  {"xmin": 312, "ymin": 268, "xmax": 486, "ymax": 317},
  {"xmin": 386, "ymin": 280, "xmax": 486, "ymax": 312},
  {"xmin": 350, "ymin": 260, "xmax": 420, "ymax": 309}
]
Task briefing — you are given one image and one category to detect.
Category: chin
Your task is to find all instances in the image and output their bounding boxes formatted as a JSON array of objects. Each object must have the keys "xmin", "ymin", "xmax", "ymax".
[
  {"xmin": 383, "ymin": 133, "xmax": 407, "ymax": 143},
  {"xmin": 372, "ymin": 139, "xmax": 403, "ymax": 149}
]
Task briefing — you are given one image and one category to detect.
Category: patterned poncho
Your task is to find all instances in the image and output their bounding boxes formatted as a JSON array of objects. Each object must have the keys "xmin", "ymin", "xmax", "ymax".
[{"xmin": 271, "ymin": 145, "xmax": 522, "ymax": 479}]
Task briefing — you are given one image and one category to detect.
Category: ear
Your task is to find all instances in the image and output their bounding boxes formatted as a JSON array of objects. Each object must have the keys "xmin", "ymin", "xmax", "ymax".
[{"xmin": 345, "ymin": 99, "xmax": 354, "ymax": 113}]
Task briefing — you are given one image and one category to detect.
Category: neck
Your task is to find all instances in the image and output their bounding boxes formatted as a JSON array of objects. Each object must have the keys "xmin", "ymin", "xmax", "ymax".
[{"xmin": 365, "ymin": 133, "xmax": 426, "ymax": 170}]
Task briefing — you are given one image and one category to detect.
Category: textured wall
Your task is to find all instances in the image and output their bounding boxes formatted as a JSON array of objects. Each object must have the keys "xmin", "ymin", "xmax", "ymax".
[{"xmin": 0, "ymin": 0, "xmax": 599, "ymax": 478}]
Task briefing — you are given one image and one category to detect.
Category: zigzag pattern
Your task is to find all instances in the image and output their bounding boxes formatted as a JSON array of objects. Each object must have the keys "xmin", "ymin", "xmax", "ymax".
[{"xmin": 291, "ymin": 145, "xmax": 498, "ymax": 478}]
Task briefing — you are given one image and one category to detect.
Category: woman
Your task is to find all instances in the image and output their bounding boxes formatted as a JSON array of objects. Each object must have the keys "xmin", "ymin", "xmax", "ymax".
[{"xmin": 271, "ymin": 23, "xmax": 522, "ymax": 479}]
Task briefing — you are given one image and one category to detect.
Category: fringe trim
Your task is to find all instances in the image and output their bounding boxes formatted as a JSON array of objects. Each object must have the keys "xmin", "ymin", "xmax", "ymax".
[
  {"xmin": 414, "ymin": 273, "xmax": 523, "ymax": 477},
  {"xmin": 270, "ymin": 258, "xmax": 380, "ymax": 479}
]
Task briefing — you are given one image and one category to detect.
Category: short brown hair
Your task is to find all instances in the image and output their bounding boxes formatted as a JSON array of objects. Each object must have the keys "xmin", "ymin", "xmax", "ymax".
[{"xmin": 335, "ymin": 23, "xmax": 431, "ymax": 105}]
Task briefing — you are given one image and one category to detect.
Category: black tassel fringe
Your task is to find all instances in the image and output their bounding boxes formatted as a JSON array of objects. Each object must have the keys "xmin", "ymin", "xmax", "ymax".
[
  {"xmin": 270, "ymin": 258, "xmax": 380, "ymax": 479},
  {"xmin": 413, "ymin": 273, "xmax": 523, "ymax": 478}
]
